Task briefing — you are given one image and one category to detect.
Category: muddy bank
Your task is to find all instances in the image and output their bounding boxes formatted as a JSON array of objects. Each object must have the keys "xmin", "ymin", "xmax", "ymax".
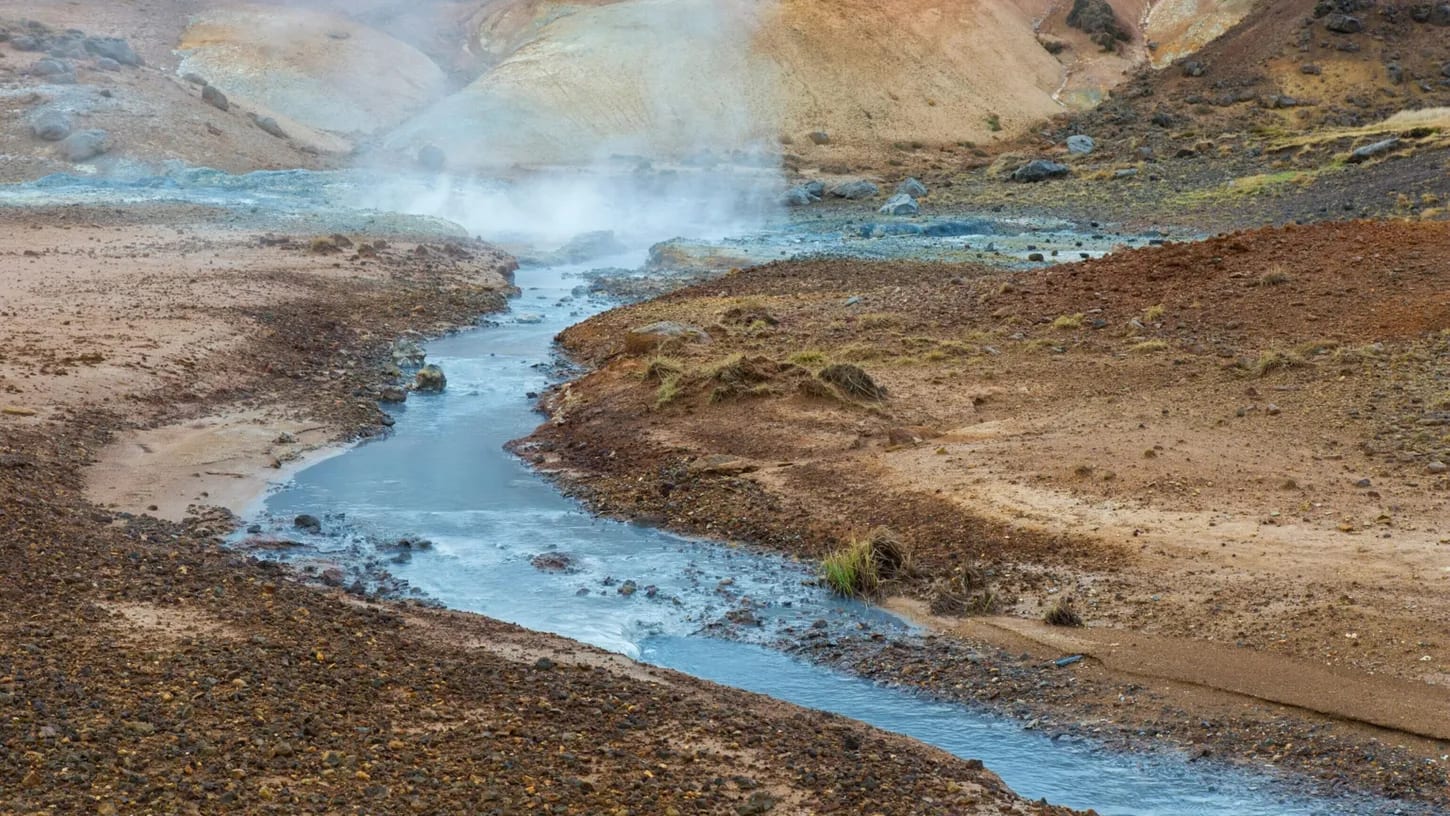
[
  {"xmin": 518, "ymin": 219, "xmax": 1450, "ymax": 806},
  {"xmin": 0, "ymin": 204, "xmax": 1082, "ymax": 815}
]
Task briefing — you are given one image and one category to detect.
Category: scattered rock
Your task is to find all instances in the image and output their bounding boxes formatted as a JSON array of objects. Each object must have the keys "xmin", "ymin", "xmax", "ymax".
[
  {"xmin": 379, "ymin": 386, "xmax": 407, "ymax": 403},
  {"xmin": 93, "ymin": 57, "xmax": 121, "ymax": 72},
  {"xmin": 530, "ymin": 552, "xmax": 580, "ymax": 573},
  {"xmin": 411, "ymin": 364, "xmax": 447, "ymax": 393},
  {"xmin": 783, "ymin": 186, "xmax": 819, "ymax": 207},
  {"xmin": 60, "ymin": 129, "xmax": 108, "ymax": 162},
  {"xmin": 1010, "ymin": 159, "xmax": 1070, "ymax": 183},
  {"xmin": 878, "ymin": 193, "xmax": 919, "ymax": 216},
  {"xmin": 1346, "ymin": 138, "xmax": 1401, "ymax": 163},
  {"xmin": 28, "ymin": 57, "xmax": 71, "ymax": 77},
  {"xmin": 688, "ymin": 455, "xmax": 759, "ymax": 476},
  {"xmin": 829, "ymin": 179, "xmax": 880, "ymax": 200},
  {"xmin": 807, "ymin": 131, "xmax": 830, "ymax": 145},
  {"xmin": 1428, "ymin": 461, "xmax": 1448, "ymax": 475},
  {"xmin": 30, "ymin": 110, "xmax": 71, "ymax": 142},
  {"xmin": 1114, "ymin": 168, "xmax": 1140, "ymax": 179},
  {"xmin": 390, "ymin": 337, "xmax": 426, "ymax": 368},
  {"xmin": 1066, "ymin": 134, "xmax": 1095, "ymax": 155},
  {"xmin": 623, "ymin": 321, "xmax": 711, "ymax": 355},
  {"xmin": 1324, "ymin": 13, "xmax": 1363, "ymax": 33},
  {"xmin": 201, "ymin": 84, "xmax": 229, "ymax": 112},
  {"xmin": 84, "ymin": 36, "xmax": 140, "ymax": 66},
  {"xmin": 294, "ymin": 514, "xmax": 323, "ymax": 533},
  {"xmin": 1028, "ymin": 252, "xmax": 1046, "ymax": 262},
  {"xmin": 895, "ymin": 177, "xmax": 928, "ymax": 198},
  {"xmin": 801, "ymin": 180, "xmax": 826, "ymax": 199}
]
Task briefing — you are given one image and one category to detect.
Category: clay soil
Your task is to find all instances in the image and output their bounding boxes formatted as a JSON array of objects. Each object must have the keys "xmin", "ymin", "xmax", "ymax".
[
  {"xmin": 523, "ymin": 219, "xmax": 1450, "ymax": 806},
  {"xmin": 0, "ymin": 203, "xmax": 1079, "ymax": 816}
]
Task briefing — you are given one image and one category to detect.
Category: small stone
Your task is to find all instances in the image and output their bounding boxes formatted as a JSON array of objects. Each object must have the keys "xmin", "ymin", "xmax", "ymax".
[
  {"xmin": 534, "ymin": 657, "xmax": 556, "ymax": 670},
  {"xmin": 94, "ymin": 57, "xmax": 121, "ymax": 72},
  {"xmin": 1265, "ymin": 403, "xmax": 1281, "ymax": 416},
  {"xmin": 895, "ymin": 177, "xmax": 928, "ymax": 198},
  {"xmin": 877, "ymin": 193, "xmax": 919, "ymax": 216},
  {"xmin": 807, "ymin": 131, "xmax": 830, "ymax": 145},
  {"xmin": 1428, "ymin": 461, "xmax": 1448, "ymax": 475},
  {"xmin": 294, "ymin": 514, "xmax": 323, "ymax": 533},
  {"xmin": 31, "ymin": 110, "xmax": 72, "ymax": 141},
  {"xmin": 1353, "ymin": 478, "xmax": 1372, "ymax": 489},
  {"xmin": 1066, "ymin": 134, "xmax": 1095, "ymax": 155},
  {"xmin": 379, "ymin": 386, "xmax": 407, "ymax": 403},
  {"xmin": 60, "ymin": 129, "xmax": 109, "ymax": 162}
]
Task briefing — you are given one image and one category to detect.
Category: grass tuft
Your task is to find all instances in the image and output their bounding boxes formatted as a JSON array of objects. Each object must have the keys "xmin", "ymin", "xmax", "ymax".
[
  {"xmin": 1129, "ymin": 339, "xmax": 1169, "ymax": 354},
  {"xmin": 821, "ymin": 528, "xmax": 913, "ymax": 598},
  {"xmin": 1053, "ymin": 313, "xmax": 1085, "ymax": 330},
  {"xmin": 818, "ymin": 363, "xmax": 887, "ymax": 401},
  {"xmin": 1043, "ymin": 597, "xmax": 1084, "ymax": 627}
]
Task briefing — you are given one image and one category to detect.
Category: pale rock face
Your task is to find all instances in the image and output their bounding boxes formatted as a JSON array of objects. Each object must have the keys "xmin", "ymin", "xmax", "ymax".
[
  {"xmin": 390, "ymin": 0, "xmax": 1070, "ymax": 169},
  {"xmin": 177, "ymin": 5, "xmax": 448, "ymax": 136}
]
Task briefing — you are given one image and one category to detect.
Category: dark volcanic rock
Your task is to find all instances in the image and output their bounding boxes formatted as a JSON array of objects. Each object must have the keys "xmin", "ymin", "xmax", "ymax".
[
  {"xmin": 84, "ymin": 36, "xmax": 140, "ymax": 66},
  {"xmin": 1011, "ymin": 159, "xmax": 1070, "ymax": 183}
]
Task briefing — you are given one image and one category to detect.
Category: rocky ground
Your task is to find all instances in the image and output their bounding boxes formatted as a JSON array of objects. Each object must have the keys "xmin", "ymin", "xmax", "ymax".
[
  {"xmin": 519, "ymin": 219, "xmax": 1450, "ymax": 806},
  {"xmin": 0, "ymin": 203, "xmax": 1081, "ymax": 815}
]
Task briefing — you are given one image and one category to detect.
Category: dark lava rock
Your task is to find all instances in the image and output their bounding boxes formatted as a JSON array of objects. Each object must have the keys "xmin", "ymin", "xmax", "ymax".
[
  {"xmin": 530, "ymin": 552, "xmax": 580, "ymax": 573},
  {"xmin": 201, "ymin": 84, "xmax": 229, "ymax": 112},
  {"xmin": 1010, "ymin": 159, "xmax": 1070, "ymax": 183},
  {"xmin": 1324, "ymin": 13, "xmax": 1363, "ymax": 33},
  {"xmin": 294, "ymin": 514, "xmax": 323, "ymax": 534}
]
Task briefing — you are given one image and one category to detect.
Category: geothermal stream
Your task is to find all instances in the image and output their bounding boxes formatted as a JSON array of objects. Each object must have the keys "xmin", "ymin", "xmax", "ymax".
[{"xmin": 6, "ymin": 170, "xmax": 1409, "ymax": 815}]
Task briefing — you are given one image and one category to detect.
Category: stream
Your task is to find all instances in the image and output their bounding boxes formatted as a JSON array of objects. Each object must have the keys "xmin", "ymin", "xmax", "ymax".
[{"xmin": 4, "ymin": 168, "xmax": 1414, "ymax": 815}]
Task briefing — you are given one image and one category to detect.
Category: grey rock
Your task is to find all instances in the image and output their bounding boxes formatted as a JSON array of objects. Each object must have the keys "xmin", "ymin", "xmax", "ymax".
[
  {"xmin": 379, "ymin": 386, "xmax": 407, "ymax": 403},
  {"xmin": 802, "ymin": 180, "xmax": 826, "ymax": 198},
  {"xmin": 293, "ymin": 514, "xmax": 323, "ymax": 533},
  {"xmin": 1066, "ymin": 134, "xmax": 1096, "ymax": 155},
  {"xmin": 1301, "ymin": 63, "xmax": 1322, "ymax": 75},
  {"xmin": 94, "ymin": 57, "xmax": 122, "ymax": 72},
  {"xmin": 411, "ymin": 364, "xmax": 447, "ymax": 393},
  {"xmin": 782, "ymin": 186, "xmax": 818, "ymax": 207},
  {"xmin": 1011, "ymin": 159, "xmax": 1070, "ymax": 182},
  {"xmin": 418, "ymin": 144, "xmax": 446, "ymax": 171},
  {"xmin": 29, "ymin": 58, "xmax": 70, "ymax": 76},
  {"xmin": 201, "ymin": 84, "xmax": 229, "ymax": 112},
  {"xmin": 829, "ymin": 179, "xmax": 879, "ymax": 200},
  {"xmin": 60, "ymin": 129, "xmax": 109, "ymax": 162},
  {"xmin": 895, "ymin": 177, "xmax": 928, "ymax": 198},
  {"xmin": 11, "ymin": 34, "xmax": 42, "ymax": 51},
  {"xmin": 1428, "ymin": 461, "xmax": 1448, "ymax": 475},
  {"xmin": 84, "ymin": 36, "xmax": 140, "ymax": 66},
  {"xmin": 1114, "ymin": 167, "xmax": 1140, "ymax": 179},
  {"xmin": 808, "ymin": 131, "xmax": 830, "ymax": 145},
  {"xmin": 182, "ymin": 72, "xmax": 207, "ymax": 86},
  {"xmin": 877, "ymin": 193, "xmax": 919, "ymax": 216},
  {"xmin": 251, "ymin": 115, "xmax": 286, "ymax": 139},
  {"xmin": 1346, "ymin": 137, "xmax": 1400, "ymax": 163},
  {"xmin": 1324, "ymin": 13, "xmax": 1362, "ymax": 33},
  {"xmin": 31, "ymin": 110, "xmax": 72, "ymax": 142},
  {"xmin": 390, "ymin": 337, "xmax": 426, "ymax": 367}
]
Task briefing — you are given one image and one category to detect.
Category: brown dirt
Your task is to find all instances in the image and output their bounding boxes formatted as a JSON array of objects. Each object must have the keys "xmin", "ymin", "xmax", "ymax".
[
  {"xmin": 521, "ymin": 218, "xmax": 1450, "ymax": 804},
  {"xmin": 0, "ymin": 203, "xmax": 1079, "ymax": 816}
]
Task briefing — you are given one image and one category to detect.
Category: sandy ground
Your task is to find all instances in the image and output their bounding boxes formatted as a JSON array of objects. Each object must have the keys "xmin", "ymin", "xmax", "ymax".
[
  {"xmin": 521, "ymin": 219, "xmax": 1450, "ymax": 804},
  {"xmin": 0, "ymin": 203, "xmax": 1077, "ymax": 815}
]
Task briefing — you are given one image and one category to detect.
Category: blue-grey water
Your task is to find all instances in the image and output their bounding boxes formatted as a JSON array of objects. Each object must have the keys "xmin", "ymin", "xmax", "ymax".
[
  {"xmin": 0, "ymin": 168, "xmax": 1407, "ymax": 815},
  {"xmin": 255, "ymin": 257, "xmax": 1407, "ymax": 816}
]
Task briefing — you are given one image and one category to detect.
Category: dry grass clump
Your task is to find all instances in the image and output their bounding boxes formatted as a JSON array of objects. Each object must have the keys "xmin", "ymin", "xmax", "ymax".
[
  {"xmin": 818, "ymin": 363, "xmax": 887, "ymax": 401},
  {"xmin": 1129, "ymin": 339, "xmax": 1169, "ymax": 354},
  {"xmin": 787, "ymin": 350, "xmax": 829, "ymax": 368},
  {"xmin": 1143, "ymin": 304, "xmax": 1166, "ymax": 322},
  {"xmin": 1251, "ymin": 349, "xmax": 1310, "ymax": 378},
  {"xmin": 1257, "ymin": 267, "xmax": 1293, "ymax": 287},
  {"xmin": 1053, "ymin": 313, "xmax": 1085, "ymax": 330},
  {"xmin": 1043, "ymin": 597, "xmax": 1084, "ymax": 627},
  {"xmin": 928, "ymin": 565, "xmax": 999, "ymax": 616},
  {"xmin": 643, "ymin": 356, "xmax": 683, "ymax": 381}
]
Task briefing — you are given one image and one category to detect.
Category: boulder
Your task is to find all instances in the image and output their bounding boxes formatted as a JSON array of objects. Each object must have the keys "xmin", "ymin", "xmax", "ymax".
[
  {"xmin": 411, "ymin": 364, "xmax": 447, "ymax": 393},
  {"xmin": 1323, "ymin": 13, "xmax": 1362, "ymax": 33},
  {"xmin": 28, "ymin": 58, "xmax": 71, "ymax": 77},
  {"xmin": 94, "ymin": 57, "xmax": 122, "ymax": 72},
  {"xmin": 877, "ymin": 193, "xmax": 919, "ymax": 216},
  {"xmin": 829, "ymin": 179, "xmax": 879, "ymax": 200},
  {"xmin": 251, "ymin": 115, "xmax": 287, "ymax": 139},
  {"xmin": 1011, "ymin": 159, "xmax": 1070, "ymax": 182},
  {"xmin": 782, "ymin": 186, "xmax": 818, "ymax": 207},
  {"xmin": 623, "ymin": 321, "xmax": 711, "ymax": 355},
  {"xmin": 379, "ymin": 386, "xmax": 407, "ymax": 403},
  {"xmin": 895, "ymin": 177, "xmax": 928, "ymax": 198},
  {"xmin": 530, "ymin": 552, "xmax": 581, "ymax": 573},
  {"xmin": 31, "ymin": 111, "xmax": 72, "ymax": 142},
  {"xmin": 293, "ymin": 514, "xmax": 322, "ymax": 533},
  {"xmin": 1066, "ymin": 134, "xmax": 1095, "ymax": 155},
  {"xmin": 84, "ymin": 36, "xmax": 141, "ymax": 66},
  {"xmin": 802, "ymin": 180, "xmax": 826, "ymax": 198},
  {"xmin": 1346, "ymin": 137, "xmax": 1400, "ymax": 163},
  {"xmin": 60, "ymin": 129, "xmax": 109, "ymax": 162},
  {"xmin": 390, "ymin": 337, "xmax": 426, "ymax": 367},
  {"xmin": 201, "ymin": 84, "xmax": 229, "ymax": 112}
]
